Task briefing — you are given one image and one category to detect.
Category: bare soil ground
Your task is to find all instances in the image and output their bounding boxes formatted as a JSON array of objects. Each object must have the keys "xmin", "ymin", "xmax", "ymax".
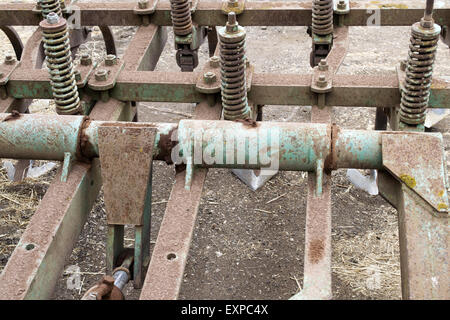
[{"xmin": 0, "ymin": 0, "xmax": 449, "ymax": 300}]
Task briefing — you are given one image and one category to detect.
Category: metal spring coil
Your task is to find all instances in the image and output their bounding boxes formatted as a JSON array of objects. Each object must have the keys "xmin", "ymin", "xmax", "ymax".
[
  {"xmin": 312, "ymin": 0, "xmax": 333, "ymax": 36},
  {"xmin": 169, "ymin": 0, "xmax": 193, "ymax": 36},
  {"xmin": 400, "ymin": 26, "xmax": 439, "ymax": 125},
  {"xmin": 39, "ymin": 0, "xmax": 62, "ymax": 18},
  {"xmin": 43, "ymin": 23, "xmax": 80, "ymax": 115},
  {"xmin": 220, "ymin": 35, "xmax": 249, "ymax": 120}
]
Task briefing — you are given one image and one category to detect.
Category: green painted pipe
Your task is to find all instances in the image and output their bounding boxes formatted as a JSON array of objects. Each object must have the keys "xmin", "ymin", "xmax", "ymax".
[{"xmin": 0, "ymin": 113, "xmax": 442, "ymax": 173}]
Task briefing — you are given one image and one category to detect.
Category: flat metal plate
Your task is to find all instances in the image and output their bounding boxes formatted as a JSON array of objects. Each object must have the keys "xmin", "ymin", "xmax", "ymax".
[
  {"xmin": 98, "ymin": 125, "xmax": 156, "ymax": 225},
  {"xmin": 382, "ymin": 133, "xmax": 449, "ymax": 215}
]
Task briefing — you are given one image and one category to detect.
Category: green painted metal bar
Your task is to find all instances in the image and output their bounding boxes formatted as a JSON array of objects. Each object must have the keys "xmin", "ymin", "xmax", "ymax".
[
  {"xmin": 0, "ymin": 1, "xmax": 449, "ymax": 27},
  {"xmin": 6, "ymin": 71, "xmax": 450, "ymax": 109}
]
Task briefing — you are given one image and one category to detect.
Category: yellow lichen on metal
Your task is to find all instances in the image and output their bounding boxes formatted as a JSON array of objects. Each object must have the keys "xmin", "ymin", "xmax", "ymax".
[
  {"xmin": 437, "ymin": 202, "xmax": 448, "ymax": 211},
  {"xmin": 400, "ymin": 174, "xmax": 417, "ymax": 189}
]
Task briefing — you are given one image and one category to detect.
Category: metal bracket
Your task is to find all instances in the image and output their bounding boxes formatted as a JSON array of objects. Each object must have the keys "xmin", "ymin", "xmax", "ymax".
[
  {"xmin": 0, "ymin": 56, "xmax": 20, "ymax": 100},
  {"xmin": 195, "ymin": 56, "xmax": 253, "ymax": 94},
  {"xmin": 311, "ymin": 33, "xmax": 333, "ymax": 68},
  {"xmin": 88, "ymin": 57, "xmax": 125, "ymax": 91},
  {"xmin": 382, "ymin": 133, "xmax": 449, "ymax": 216},
  {"xmin": 221, "ymin": 0, "xmax": 245, "ymax": 15},
  {"xmin": 75, "ymin": 61, "xmax": 97, "ymax": 89},
  {"xmin": 0, "ymin": 56, "xmax": 20, "ymax": 86},
  {"xmin": 98, "ymin": 125, "xmax": 156, "ymax": 225},
  {"xmin": 98, "ymin": 125, "xmax": 156, "ymax": 288}
]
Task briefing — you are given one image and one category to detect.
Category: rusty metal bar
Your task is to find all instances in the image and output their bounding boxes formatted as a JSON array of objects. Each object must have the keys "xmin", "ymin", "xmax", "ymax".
[
  {"xmin": 0, "ymin": 1, "xmax": 449, "ymax": 27},
  {"xmin": 139, "ymin": 100, "xmax": 222, "ymax": 300},
  {"xmin": 6, "ymin": 70, "xmax": 450, "ymax": 109},
  {"xmin": 0, "ymin": 161, "xmax": 102, "ymax": 299}
]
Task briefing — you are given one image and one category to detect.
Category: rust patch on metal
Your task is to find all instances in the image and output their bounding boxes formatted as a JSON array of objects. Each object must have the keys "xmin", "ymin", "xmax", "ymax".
[
  {"xmin": 234, "ymin": 118, "xmax": 258, "ymax": 127},
  {"xmin": 1, "ymin": 110, "xmax": 20, "ymax": 122},
  {"xmin": 309, "ymin": 239, "xmax": 325, "ymax": 264}
]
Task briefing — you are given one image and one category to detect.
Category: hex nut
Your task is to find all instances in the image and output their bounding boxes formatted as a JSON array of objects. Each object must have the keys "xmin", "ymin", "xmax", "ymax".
[
  {"xmin": 209, "ymin": 56, "xmax": 220, "ymax": 68},
  {"xmin": 228, "ymin": 0, "xmax": 239, "ymax": 8},
  {"xmin": 80, "ymin": 54, "xmax": 92, "ymax": 66},
  {"xmin": 318, "ymin": 59, "xmax": 329, "ymax": 71},
  {"xmin": 204, "ymin": 72, "xmax": 217, "ymax": 84},
  {"xmin": 138, "ymin": 0, "xmax": 149, "ymax": 9},
  {"xmin": 317, "ymin": 75, "xmax": 327, "ymax": 88},
  {"xmin": 105, "ymin": 54, "xmax": 117, "ymax": 66},
  {"xmin": 5, "ymin": 55, "xmax": 15, "ymax": 65},
  {"xmin": 95, "ymin": 69, "xmax": 108, "ymax": 81},
  {"xmin": 74, "ymin": 70, "xmax": 81, "ymax": 81},
  {"xmin": 337, "ymin": 0, "xmax": 346, "ymax": 10}
]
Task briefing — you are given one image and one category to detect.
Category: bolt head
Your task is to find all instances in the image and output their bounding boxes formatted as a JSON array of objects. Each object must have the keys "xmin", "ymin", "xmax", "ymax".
[
  {"xmin": 203, "ymin": 72, "xmax": 217, "ymax": 84},
  {"xmin": 138, "ymin": 0, "xmax": 148, "ymax": 9},
  {"xmin": 317, "ymin": 75, "xmax": 327, "ymax": 87},
  {"xmin": 5, "ymin": 55, "xmax": 15, "ymax": 65},
  {"xmin": 80, "ymin": 54, "xmax": 92, "ymax": 66},
  {"xmin": 209, "ymin": 56, "xmax": 220, "ymax": 68},
  {"xmin": 105, "ymin": 54, "xmax": 117, "ymax": 66},
  {"xmin": 337, "ymin": 0, "xmax": 346, "ymax": 10},
  {"xmin": 318, "ymin": 59, "xmax": 329, "ymax": 71},
  {"xmin": 74, "ymin": 70, "xmax": 81, "ymax": 81},
  {"xmin": 400, "ymin": 59, "xmax": 407, "ymax": 71},
  {"xmin": 95, "ymin": 69, "xmax": 108, "ymax": 81}
]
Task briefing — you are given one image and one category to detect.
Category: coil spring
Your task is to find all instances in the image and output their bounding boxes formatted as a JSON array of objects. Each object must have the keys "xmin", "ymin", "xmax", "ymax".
[
  {"xmin": 42, "ymin": 20, "xmax": 80, "ymax": 115},
  {"xmin": 400, "ymin": 23, "xmax": 440, "ymax": 125},
  {"xmin": 219, "ymin": 22, "xmax": 249, "ymax": 120},
  {"xmin": 170, "ymin": 0, "xmax": 193, "ymax": 36},
  {"xmin": 312, "ymin": 0, "xmax": 333, "ymax": 36},
  {"xmin": 39, "ymin": 0, "xmax": 62, "ymax": 18}
]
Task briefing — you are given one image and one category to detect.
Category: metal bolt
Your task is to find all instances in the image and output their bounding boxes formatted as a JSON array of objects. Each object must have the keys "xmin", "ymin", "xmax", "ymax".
[
  {"xmin": 95, "ymin": 69, "xmax": 108, "ymax": 81},
  {"xmin": 318, "ymin": 59, "xmax": 329, "ymax": 71},
  {"xmin": 420, "ymin": 17, "xmax": 434, "ymax": 29},
  {"xmin": 74, "ymin": 70, "xmax": 81, "ymax": 82},
  {"xmin": 317, "ymin": 75, "xmax": 327, "ymax": 88},
  {"xmin": 5, "ymin": 55, "xmax": 15, "ymax": 65},
  {"xmin": 105, "ymin": 54, "xmax": 117, "ymax": 66},
  {"xmin": 80, "ymin": 54, "xmax": 92, "ymax": 66},
  {"xmin": 337, "ymin": 0, "xmax": 346, "ymax": 10},
  {"xmin": 46, "ymin": 12, "xmax": 60, "ymax": 24},
  {"xmin": 203, "ymin": 72, "xmax": 217, "ymax": 84},
  {"xmin": 226, "ymin": 12, "xmax": 238, "ymax": 33},
  {"xmin": 209, "ymin": 56, "xmax": 220, "ymax": 68},
  {"xmin": 228, "ymin": 0, "xmax": 239, "ymax": 8},
  {"xmin": 138, "ymin": 0, "xmax": 149, "ymax": 9},
  {"xmin": 400, "ymin": 59, "xmax": 407, "ymax": 72}
]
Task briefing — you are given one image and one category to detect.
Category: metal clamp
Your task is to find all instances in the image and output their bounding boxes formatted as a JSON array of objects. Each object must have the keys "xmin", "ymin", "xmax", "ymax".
[{"xmin": 88, "ymin": 55, "xmax": 125, "ymax": 92}]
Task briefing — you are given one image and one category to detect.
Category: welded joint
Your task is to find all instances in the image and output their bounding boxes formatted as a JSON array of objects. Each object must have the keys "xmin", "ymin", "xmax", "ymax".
[{"xmin": 221, "ymin": 0, "xmax": 245, "ymax": 15}]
